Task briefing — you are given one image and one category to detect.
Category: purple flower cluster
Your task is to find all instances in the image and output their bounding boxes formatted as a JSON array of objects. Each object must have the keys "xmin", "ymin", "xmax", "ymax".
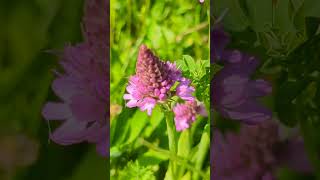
[
  {"xmin": 124, "ymin": 45, "xmax": 182, "ymax": 115},
  {"xmin": 124, "ymin": 45, "xmax": 206, "ymax": 131},
  {"xmin": 212, "ymin": 120, "xmax": 312, "ymax": 179},
  {"xmin": 212, "ymin": 28, "xmax": 272, "ymax": 124},
  {"xmin": 42, "ymin": 0, "xmax": 108, "ymax": 157},
  {"xmin": 173, "ymin": 101, "xmax": 207, "ymax": 131}
]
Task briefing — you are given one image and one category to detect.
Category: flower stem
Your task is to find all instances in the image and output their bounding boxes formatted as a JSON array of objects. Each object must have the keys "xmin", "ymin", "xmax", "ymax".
[
  {"xmin": 139, "ymin": 138, "xmax": 208, "ymax": 179},
  {"xmin": 192, "ymin": 124, "xmax": 210, "ymax": 180},
  {"xmin": 165, "ymin": 112, "xmax": 177, "ymax": 178}
]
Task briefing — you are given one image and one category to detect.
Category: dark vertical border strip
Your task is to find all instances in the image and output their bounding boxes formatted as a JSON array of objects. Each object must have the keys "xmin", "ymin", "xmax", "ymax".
[
  {"xmin": 106, "ymin": 0, "xmax": 110, "ymax": 179},
  {"xmin": 210, "ymin": 0, "xmax": 213, "ymax": 179}
]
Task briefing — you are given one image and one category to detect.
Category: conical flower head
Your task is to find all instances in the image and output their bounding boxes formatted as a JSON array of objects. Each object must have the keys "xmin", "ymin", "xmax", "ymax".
[
  {"xmin": 135, "ymin": 45, "xmax": 180, "ymax": 100},
  {"xmin": 136, "ymin": 45, "xmax": 167, "ymax": 82},
  {"xmin": 124, "ymin": 45, "xmax": 198, "ymax": 116}
]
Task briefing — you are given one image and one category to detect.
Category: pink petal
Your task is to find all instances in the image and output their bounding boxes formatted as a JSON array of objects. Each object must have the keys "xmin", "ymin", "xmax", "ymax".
[
  {"xmin": 225, "ymin": 100, "xmax": 272, "ymax": 124},
  {"xmin": 175, "ymin": 118, "xmax": 189, "ymax": 131},
  {"xmin": 123, "ymin": 94, "xmax": 132, "ymax": 100},
  {"xmin": 126, "ymin": 85, "xmax": 135, "ymax": 94},
  {"xmin": 70, "ymin": 94, "xmax": 105, "ymax": 123},
  {"xmin": 52, "ymin": 77, "xmax": 78, "ymax": 102},
  {"xmin": 42, "ymin": 102, "xmax": 71, "ymax": 120},
  {"xmin": 197, "ymin": 104, "xmax": 208, "ymax": 117},
  {"xmin": 139, "ymin": 98, "xmax": 156, "ymax": 116},
  {"xmin": 249, "ymin": 79, "xmax": 272, "ymax": 97},
  {"xmin": 50, "ymin": 118, "xmax": 88, "ymax": 145},
  {"xmin": 126, "ymin": 100, "xmax": 138, "ymax": 107},
  {"xmin": 176, "ymin": 79, "xmax": 195, "ymax": 101}
]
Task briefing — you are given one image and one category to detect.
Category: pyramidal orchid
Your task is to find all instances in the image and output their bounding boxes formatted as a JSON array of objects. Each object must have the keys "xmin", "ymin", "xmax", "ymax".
[
  {"xmin": 42, "ymin": 0, "xmax": 108, "ymax": 157},
  {"xmin": 124, "ymin": 45, "xmax": 206, "ymax": 131},
  {"xmin": 124, "ymin": 45, "xmax": 183, "ymax": 115},
  {"xmin": 124, "ymin": 44, "xmax": 207, "ymax": 178}
]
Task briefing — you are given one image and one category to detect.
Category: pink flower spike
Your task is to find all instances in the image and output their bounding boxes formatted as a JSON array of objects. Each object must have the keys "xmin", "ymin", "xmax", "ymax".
[
  {"xmin": 123, "ymin": 44, "xmax": 203, "ymax": 119},
  {"xmin": 123, "ymin": 45, "xmax": 184, "ymax": 115}
]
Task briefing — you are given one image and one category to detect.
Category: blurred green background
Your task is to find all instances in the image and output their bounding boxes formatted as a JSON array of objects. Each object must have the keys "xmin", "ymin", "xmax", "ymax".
[
  {"xmin": 0, "ymin": 0, "xmax": 107, "ymax": 179},
  {"xmin": 110, "ymin": 0, "xmax": 210, "ymax": 179}
]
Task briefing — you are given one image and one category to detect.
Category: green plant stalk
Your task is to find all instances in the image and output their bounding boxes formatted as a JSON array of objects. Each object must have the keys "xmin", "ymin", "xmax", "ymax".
[
  {"xmin": 139, "ymin": 138, "xmax": 208, "ymax": 179},
  {"xmin": 192, "ymin": 126, "xmax": 210, "ymax": 180},
  {"xmin": 177, "ymin": 129, "xmax": 191, "ymax": 178},
  {"xmin": 165, "ymin": 112, "xmax": 177, "ymax": 178}
]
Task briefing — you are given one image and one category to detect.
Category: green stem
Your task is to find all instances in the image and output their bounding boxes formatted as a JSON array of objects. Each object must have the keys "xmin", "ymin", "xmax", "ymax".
[
  {"xmin": 176, "ymin": 22, "xmax": 209, "ymax": 42},
  {"xmin": 192, "ymin": 125, "xmax": 210, "ymax": 180},
  {"xmin": 139, "ymin": 138, "xmax": 208, "ymax": 179},
  {"xmin": 165, "ymin": 112, "xmax": 177, "ymax": 178}
]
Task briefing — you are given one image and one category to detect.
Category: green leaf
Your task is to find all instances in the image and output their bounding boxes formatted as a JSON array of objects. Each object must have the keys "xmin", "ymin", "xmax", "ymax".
[
  {"xmin": 276, "ymin": 167, "xmax": 314, "ymax": 180},
  {"xmin": 110, "ymin": 108, "xmax": 135, "ymax": 146},
  {"xmin": 143, "ymin": 106, "xmax": 164, "ymax": 137},
  {"xmin": 191, "ymin": 124, "xmax": 210, "ymax": 180},
  {"xmin": 180, "ymin": 172, "xmax": 192, "ymax": 180},
  {"xmin": 300, "ymin": 119, "xmax": 320, "ymax": 179},
  {"xmin": 117, "ymin": 161, "xmax": 156, "ymax": 180},
  {"xmin": 125, "ymin": 111, "xmax": 149, "ymax": 145},
  {"xmin": 274, "ymin": 0, "xmax": 296, "ymax": 33},
  {"xmin": 305, "ymin": 17, "xmax": 320, "ymax": 38},
  {"xmin": 137, "ymin": 150, "xmax": 169, "ymax": 167},
  {"xmin": 110, "ymin": 146, "xmax": 122, "ymax": 159},
  {"xmin": 183, "ymin": 55, "xmax": 196, "ymax": 74},
  {"xmin": 245, "ymin": 0, "xmax": 272, "ymax": 32},
  {"xmin": 176, "ymin": 58, "xmax": 188, "ymax": 72},
  {"xmin": 290, "ymin": 0, "xmax": 304, "ymax": 12},
  {"xmin": 213, "ymin": 0, "xmax": 250, "ymax": 31},
  {"xmin": 275, "ymin": 79, "xmax": 309, "ymax": 126},
  {"xmin": 177, "ymin": 130, "xmax": 191, "ymax": 158},
  {"xmin": 211, "ymin": 63, "xmax": 223, "ymax": 80},
  {"xmin": 67, "ymin": 150, "xmax": 108, "ymax": 180}
]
